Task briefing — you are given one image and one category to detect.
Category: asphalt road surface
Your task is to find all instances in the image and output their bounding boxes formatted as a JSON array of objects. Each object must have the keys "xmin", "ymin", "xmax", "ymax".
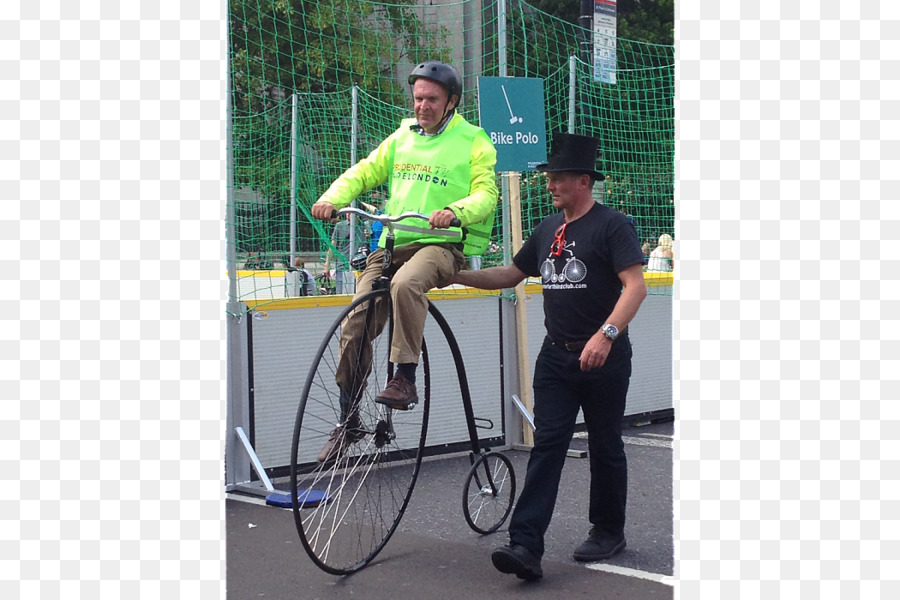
[{"xmin": 226, "ymin": 420, "xmax": 673, "ymax": 599}]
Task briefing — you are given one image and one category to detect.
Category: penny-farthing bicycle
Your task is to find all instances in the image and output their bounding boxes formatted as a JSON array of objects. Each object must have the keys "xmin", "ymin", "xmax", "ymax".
[{"xmin": 289, "ymin": 207, "xmax": 516, "ymax": 575}]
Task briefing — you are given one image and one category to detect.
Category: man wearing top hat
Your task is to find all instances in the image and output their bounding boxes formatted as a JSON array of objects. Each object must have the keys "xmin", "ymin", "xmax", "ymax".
[{"xmin": 449, "ymin": 132, "xmax": 647, "ymax": 580}]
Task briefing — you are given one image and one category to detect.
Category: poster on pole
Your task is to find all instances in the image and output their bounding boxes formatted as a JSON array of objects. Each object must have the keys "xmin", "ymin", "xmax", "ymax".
[
  {"xmin": 477, "ymin": 77, "xmax": 547, "ymax": 172},
  {"xmin": 593, "ymin": 0, "xmax": 617, "ymax": 84}
]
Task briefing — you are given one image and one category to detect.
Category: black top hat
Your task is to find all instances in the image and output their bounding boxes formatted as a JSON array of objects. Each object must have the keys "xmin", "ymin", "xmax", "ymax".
[{"xmin": 535, "ymin": 132, "xmax": 604, "ymax": 180}]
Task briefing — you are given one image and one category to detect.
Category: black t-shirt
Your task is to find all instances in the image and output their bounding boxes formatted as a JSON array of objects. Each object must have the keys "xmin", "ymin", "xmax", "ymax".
[{"xmin": 513, "ymin": 203, "xmax": 643, "ymax": 342}]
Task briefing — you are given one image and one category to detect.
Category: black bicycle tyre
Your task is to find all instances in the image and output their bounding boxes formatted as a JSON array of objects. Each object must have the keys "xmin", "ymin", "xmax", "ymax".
[
  {"xmin": 462, "ymin": 451, "xmax": 516, "ymax": 535},
  {"xmin": 289, "ymin": 288, "xmax": 430, "ymax": 574}
]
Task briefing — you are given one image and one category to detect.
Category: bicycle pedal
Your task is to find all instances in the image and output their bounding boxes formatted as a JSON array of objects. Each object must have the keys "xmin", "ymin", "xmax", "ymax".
[{"xmin": 375, "ymin": 397, "xmax": 418, "ymax": 411}]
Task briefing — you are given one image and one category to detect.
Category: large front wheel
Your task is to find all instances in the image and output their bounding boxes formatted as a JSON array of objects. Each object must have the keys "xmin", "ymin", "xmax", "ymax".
[{"xmin": 289, "ymin": 289, "xmax": 430, "ymax": 574}]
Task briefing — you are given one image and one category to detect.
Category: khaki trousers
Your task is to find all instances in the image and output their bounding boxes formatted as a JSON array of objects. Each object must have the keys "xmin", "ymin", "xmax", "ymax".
[{"xmin": 335, "ymin": 242, "xmax": 466, "ymax": 395}]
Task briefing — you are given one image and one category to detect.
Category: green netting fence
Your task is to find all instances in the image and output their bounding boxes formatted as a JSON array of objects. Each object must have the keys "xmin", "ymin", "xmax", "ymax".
[{"xmin": 227, "ymin": 0, "xmax": 674, "ymax": 310}]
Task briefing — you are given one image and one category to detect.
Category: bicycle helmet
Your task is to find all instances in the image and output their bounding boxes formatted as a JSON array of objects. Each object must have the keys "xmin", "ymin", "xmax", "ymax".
[{"xmin": 408, "ymin": 61, "xmax": 463, "ymax": 102}]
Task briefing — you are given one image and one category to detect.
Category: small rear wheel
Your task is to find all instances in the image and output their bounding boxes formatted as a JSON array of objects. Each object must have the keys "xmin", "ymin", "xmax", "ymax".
[{"xmin": 462, "ymin": 451, "xmax": 516, "ymax": 534}]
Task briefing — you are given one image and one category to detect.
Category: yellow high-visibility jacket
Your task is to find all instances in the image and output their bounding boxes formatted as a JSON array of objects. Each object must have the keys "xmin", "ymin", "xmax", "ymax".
[{"xmin": 318, "ymin": 113, "xmax": 498, "ymax": 255}]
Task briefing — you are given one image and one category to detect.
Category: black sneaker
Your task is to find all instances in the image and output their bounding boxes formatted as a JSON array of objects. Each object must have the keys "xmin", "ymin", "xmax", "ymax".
[
  {"xmin": 316, "ymin": 415, "xmax": 365, "ymax": 463},
  {"xmin": 572, "ymin": 527, "xmax": 626, "ymax": 562},
  {"xmin": 374, "ymin": 373, "xmax": 418, "ymax": 410},
  {"xmin": 491, "ymin": 543, "xmax": 543, "ymax": 581}
]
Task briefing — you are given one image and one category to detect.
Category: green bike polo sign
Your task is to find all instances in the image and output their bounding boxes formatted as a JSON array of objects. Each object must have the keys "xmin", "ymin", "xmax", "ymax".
[{"xmin": 477, "ymin": 77, "xmax": 547, "ymax": 172}]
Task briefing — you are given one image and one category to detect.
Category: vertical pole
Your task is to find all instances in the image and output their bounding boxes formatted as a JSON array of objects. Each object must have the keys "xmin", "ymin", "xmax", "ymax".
[
  {"xmin": 226, "ymin": 76, "xmax": 237, "ymax": 306},
  {"xmin": 499, "ymin": 0, "xmax": 509, "ymax": 264},
  {"xmin": 569, "ymin": 54, "xmax": 577, "ymax": 134},
  {"xmin": 498, "ymin": 0, "xmax": 507, "ymax": 78},
  {"xmin": 349, "ymin": 86, "xmax": 359, "ymax": 262},
  {"xmin": 578, "ymin": 0, "xmax": 593, "ymax": 132},
  {"xmin": 225, "ymin": 48, "xmax": 251, "ymax": 489},
  {"xmin": 463, "ymin": 0, "xmax": 475, "ymax": 107},
  {"xmin": 498, "ymin": 0, "xmax": 509, "ymax": 263},
  {"xmin": 579, "ymin": 0, "xmax": 593, "ymax": 66},
  {"xmin": 289, "ymin": 93, "xmax": 298, "ymax": 268},
  {"xmin": 499, "ymin": 0, "xmax": 510, "ymax": 262},
  {"xmin": 507, "ymin": 174, "xmax": 534, "ymax": 446},
  {"xmin": 500, "ymin": 172, "xmax": 520, "ymax": 447},
  {"xmin": 351, "ymin": 86, "xmax": 359, "ymax": 168}
]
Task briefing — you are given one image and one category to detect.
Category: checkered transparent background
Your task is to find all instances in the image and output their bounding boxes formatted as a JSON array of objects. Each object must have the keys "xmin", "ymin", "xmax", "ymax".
[
  {"xmin": 3, "ymin": 2, "xmax": 225, "ymax": 598},
  {"xmin": 3, "ymin": 0, "xmax": 898, "ymax": 598},
  {"xmin": 677, "ymin": 2, "xmax": 897, "ymax": 598}
]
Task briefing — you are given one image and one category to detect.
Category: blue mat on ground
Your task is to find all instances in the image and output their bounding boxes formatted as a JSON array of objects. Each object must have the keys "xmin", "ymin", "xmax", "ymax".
[{"xmin": 265, "ymin": 489, "xmax": 329, "ymax": 508}]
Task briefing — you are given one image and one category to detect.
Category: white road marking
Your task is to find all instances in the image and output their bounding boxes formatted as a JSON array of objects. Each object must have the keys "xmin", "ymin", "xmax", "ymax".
[
  {"xmin": 622, "ymin": 436, "xmax": 672, "ymax": 449},
  {"xmin": 585, "ymin": 562, "xmax": 674, "ymax": 585},
  {"xmin": 638, "ymin": 432, "xmax": 674, "ymax": 440},
  {"xmin": 573, "ymin": 430, "xmax": 672, "ymax": 448}
]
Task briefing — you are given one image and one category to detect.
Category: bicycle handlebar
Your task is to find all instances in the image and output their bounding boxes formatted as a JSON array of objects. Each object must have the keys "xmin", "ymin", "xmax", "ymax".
[{"xmin": 332, "ymin": 206, "xmax": 461, "ymax": 229}]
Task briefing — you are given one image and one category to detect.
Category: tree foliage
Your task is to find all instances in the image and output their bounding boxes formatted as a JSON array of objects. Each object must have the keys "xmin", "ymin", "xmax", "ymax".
[
  {"xmin": 525, "ymin": 0, "xmax": 674, "ymax": 45},
  {"xmin": 229, "ymin": 0, "xmax": 450, "ymax": 117}
]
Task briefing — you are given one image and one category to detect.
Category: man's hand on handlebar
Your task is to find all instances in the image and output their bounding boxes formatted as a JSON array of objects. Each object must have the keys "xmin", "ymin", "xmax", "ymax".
[
  {"xmin": 311, "ymin": 201, "xmax": 336, "ymax": 221},
  {"xmin": 313, "ymin": 203, "xmax": 460, "ymax": 228},
  {"xmin": 429, "ymin": 209, "xmax": 458, "ymax": 229}
]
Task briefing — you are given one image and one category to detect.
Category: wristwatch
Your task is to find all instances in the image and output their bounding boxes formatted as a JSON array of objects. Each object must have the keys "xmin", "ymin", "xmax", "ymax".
[{"xmin": 600, "ymin": 323, "xmax": 619, "ymax": 341}]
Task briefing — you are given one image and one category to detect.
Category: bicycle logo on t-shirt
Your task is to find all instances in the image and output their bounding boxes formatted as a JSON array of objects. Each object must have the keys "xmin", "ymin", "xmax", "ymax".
[{"xmin": 540, "ymin": 239, "xmax": 587, "ymax": 289}]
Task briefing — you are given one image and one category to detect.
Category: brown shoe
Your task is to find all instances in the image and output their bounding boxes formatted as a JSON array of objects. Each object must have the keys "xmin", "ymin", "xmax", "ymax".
[
  {"xmin": 374, "ymin": 373, "xmax": 419, "ymax": 410},
  {"xmin": 316, "ymin": 417, "xmax": 364, "ymax": 463}
]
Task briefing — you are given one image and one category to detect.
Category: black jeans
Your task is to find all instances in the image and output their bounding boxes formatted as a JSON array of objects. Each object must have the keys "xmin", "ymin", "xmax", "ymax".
[{"xmin": 508, "ymin": 335, "xmax": 632, "ymax": 558}]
